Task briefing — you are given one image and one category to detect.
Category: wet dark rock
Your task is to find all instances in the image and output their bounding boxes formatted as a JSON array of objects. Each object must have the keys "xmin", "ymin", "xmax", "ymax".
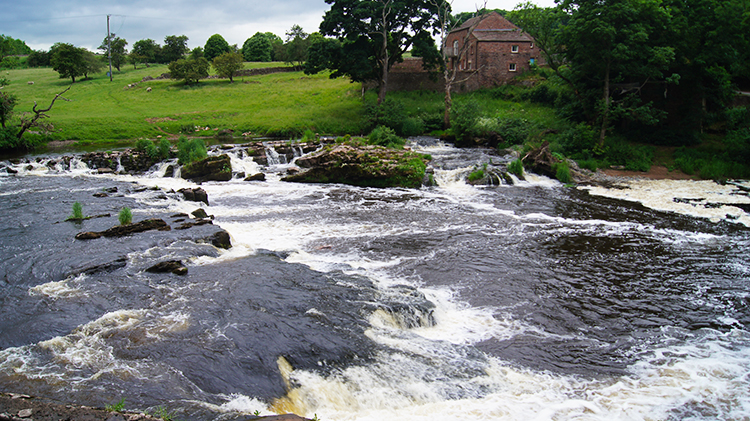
[
  {"xmin": 5, "ymin": 167, "xmax": 17, "ymax": 174},
  {"xmin": 75, "ymin": 218, "xmax": 171, "ymax": 240},
  {"xmin": 176, "ymin": 219, "xmax": 214, "ymax": 230},
  {"xmin": 163, "ymin": 165, "xmax": 175, "ymax": 178},
  {"xmin": 180, "ymin": 154, "xmax": 232, "ymax": 183},
  {"xmin": 208, "ymin": 229, "xmax": 232, "ymax": 249},
  {"xmin": 282, "ymin": 144, "xmax": 430, "ymax": 188},
  {"xmin": 93, "ymin": 192, "xmax": 108, "ymax": 198},
  {"xmin": 191, "ymin": 208, "xmax": 212, "ymax": 219},
  {"xmin": 178, "ymin": 187, "xmax": 209, "ymax": 205},
  {"xmin": 146, "ymin": 260, "xmax": 188, "ymax": 275},
  {"xmin": 244, "ymin": 172, "xmax": 266, "ymax": 181}
]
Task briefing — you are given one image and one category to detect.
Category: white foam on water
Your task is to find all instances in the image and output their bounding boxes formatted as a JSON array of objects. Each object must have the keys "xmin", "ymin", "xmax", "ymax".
[
  {"xmin": 582, "ymin": 179, "xmax": 750, "ymax": 227},
  {"xmin": 272, "ymin": 327, "xmax": 750, "ymax": 421},
  {"xmin": 28, "ymin": 275, "xmax": 86, "ymax": 299}
]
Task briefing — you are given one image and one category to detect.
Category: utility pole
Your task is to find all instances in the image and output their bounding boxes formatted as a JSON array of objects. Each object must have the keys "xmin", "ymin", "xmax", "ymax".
[{"xmin": 107, "ymin": 14, "xmax": 113, "ymax": 81}]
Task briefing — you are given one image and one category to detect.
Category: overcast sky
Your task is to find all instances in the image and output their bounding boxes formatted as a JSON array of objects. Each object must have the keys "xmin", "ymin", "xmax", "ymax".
[{"xmin": 1, "ymin": 0, "xmax": 556, "ymax": 52}]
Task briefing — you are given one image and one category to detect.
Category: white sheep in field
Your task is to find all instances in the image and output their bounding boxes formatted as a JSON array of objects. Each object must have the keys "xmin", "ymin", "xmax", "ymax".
[{"xmin": 146, "ymin": 87, "xmax": 152, "ymax": 92}]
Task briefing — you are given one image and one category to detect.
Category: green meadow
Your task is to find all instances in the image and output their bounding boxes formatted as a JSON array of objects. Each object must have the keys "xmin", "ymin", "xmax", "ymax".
[{"xmin": 1, "ymin": 62, "xmax": 366, "ymax": 147}]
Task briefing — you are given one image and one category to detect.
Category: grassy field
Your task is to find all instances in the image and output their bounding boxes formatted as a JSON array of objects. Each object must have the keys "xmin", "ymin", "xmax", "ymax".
[{"xmin": 2, "ymin": 62, "xmax": 366, "ymax": 147}]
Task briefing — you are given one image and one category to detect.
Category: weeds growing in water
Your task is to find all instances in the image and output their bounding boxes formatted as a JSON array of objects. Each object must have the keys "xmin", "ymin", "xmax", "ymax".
[
  {"xmin": 64, "ymin": 201, "xmax": 86, "ymax": 222},
  {"xmin": 468, "ymin": 163, "xmax": 488, "ymax": 182},
  {"xmin": 118, "ymin": 207, "xmax": 132, "ymax": 225},
  {"xmin": 148, "ymin": 406, "xmax": 176, "ymax": 421},
  {"xmin": 105, "ymin": 398, "xmax": 126, "ymax": 412}
]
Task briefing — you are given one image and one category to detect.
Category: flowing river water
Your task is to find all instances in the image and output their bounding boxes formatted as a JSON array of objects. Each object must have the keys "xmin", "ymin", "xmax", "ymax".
[{"xmin": 1, "ymin": 139, "xmax": 749, "ymax": 420}]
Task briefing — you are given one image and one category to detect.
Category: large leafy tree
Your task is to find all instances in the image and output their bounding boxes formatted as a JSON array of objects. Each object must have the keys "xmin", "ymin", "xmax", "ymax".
[
  {"xmin": 558, "ymin": 0, "xmax": 675, "ymax": 145},
  {"xmin": 50, "ymin": 43, "xmax": 86, "ymax": 83},
  {"xmin": 168, "ymin": 55, "xmax": 209, "ymax": 84},
  {"xmin": 660, "ymin": 0, "xmax": 750, "ymax": 129},
  {"xmin": 98, "ymin": 34, "xmax": 128, "ymax": 71},
  {"xmin": 282, "ymin": 25, "xmax": 311, "ymax": 69},
  {"xmin": 212, "ymin": 51, "xmax": 244, "ymax": 82},
  {"xmin": 242, "ymin": 32, "xmax": 282, "ymax": 62},
  {"xmin": 317, "ymin": 0, "xmax": 441, "ymax": 104},
  {"xmin": 204, "ymin": 34, "xmax": 231, "ymax": 61},
  {"xmin": 130, "ymin": 38, "xmax": 159, "ymax": 67},
  {"xmin": 162, "ymin": 35, "xmax": 189, "ymax": 63}
]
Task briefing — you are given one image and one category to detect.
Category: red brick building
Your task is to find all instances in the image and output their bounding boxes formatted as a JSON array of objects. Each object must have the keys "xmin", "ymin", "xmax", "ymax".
[{"xmin": 445, "ymin": 12, "xmax": 541, "ymax": 88}]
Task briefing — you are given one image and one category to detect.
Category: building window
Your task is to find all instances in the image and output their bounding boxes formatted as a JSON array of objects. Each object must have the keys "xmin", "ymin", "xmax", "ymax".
[
  {"xmin": 509, "ymin": 63, "xmax": 517, "ymax": 72},
  {"xmin": 511, "ymin": 45, "xmax": 519, "ymax": 53},
  {"xmin": 453, "ymin": 40, "xmax": 459, "ymax": 56}
]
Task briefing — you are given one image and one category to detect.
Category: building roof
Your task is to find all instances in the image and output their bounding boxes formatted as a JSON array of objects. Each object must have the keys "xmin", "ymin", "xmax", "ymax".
[{"xmin": 472, "ymin": 29, "xmax": 534, "ymax": 42}]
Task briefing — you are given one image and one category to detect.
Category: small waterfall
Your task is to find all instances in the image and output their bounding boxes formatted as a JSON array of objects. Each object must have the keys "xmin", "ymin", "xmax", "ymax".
[
  {"xmin": 264, "ymin": 143, "xmax": 287, "ymax": 166},
  {"xmin": 116, "ymin": 156, "xmax": 125, "ymax": 173},
  {"xmin": 68, "ymin": 157, "xmax": 90, "ymax": 173}
]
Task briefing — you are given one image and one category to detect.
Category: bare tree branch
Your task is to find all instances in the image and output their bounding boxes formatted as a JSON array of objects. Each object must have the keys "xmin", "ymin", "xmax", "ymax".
[{"xmin": 17, "ymin": 86, "xmax": 71, "ymax": 140}]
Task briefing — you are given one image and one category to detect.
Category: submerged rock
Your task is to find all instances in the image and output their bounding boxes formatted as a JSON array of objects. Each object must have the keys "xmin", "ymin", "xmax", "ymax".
[
  {"xmin": 282, "ymin": 143, "xmax": 430, "ymax": 188},
  {"xmin": 147, "ymin": 260, "xmax": 188, "ymax": 275}
]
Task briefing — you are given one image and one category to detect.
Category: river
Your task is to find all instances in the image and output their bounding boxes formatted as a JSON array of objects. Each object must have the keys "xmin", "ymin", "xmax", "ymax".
[{"xmin": 1, "ymin": 139, "xmax": 749, "ymax": 420}]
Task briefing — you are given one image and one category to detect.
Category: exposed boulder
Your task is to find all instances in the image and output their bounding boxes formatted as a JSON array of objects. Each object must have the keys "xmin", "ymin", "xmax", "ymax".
[
  {"xmin": 522, "ymin": 141, "xmax": 593, "ymax": 184},
  {"xmin": 178, "ymin": 187, "xmax": 209, "ymax": 205},
  {"xmin": 208, "ymin": 229, "xmax": 232, "ymax": 249},
  {"xmin": 244, "ymin": 172, "xmax": 266, "ymax": 181},
  {"xmin": 75, "ymin": 218, "xmax": 171, "ymax": 240},
  {"xmin": 282, "ymin": 144, "xmax": 430, "ymax": 188},
  {"xmin": 181, "ymin": 154, "xmax": 232, "ymax": 183}
]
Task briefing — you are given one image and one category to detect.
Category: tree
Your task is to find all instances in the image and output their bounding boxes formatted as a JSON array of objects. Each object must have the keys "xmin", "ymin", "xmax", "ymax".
[
  {"xmin": 0, "ymin": 91, "xmax": 17, "ymax": 129},
  {"xmin": 50, "ymin": 43, "xmax": 86, "ymax": 83},
  {"xmin": 204, "ymin": 34, "xmax": 231, "ymax": 61},
  {"xmin": 81, "ymin": 50, "xmax": 105, "ymax": 79},
  {"xmin": 212, "ymin": 52, "xmax": 244, "ymax": 82},
  {"xmin": 13, "ymin": 87, "xmax": 71, "ymax": 148},
  {"xmin": 242, "ymin": 32, "xmax": 281, "ymax": 62},
  {"xmin": 27, "ymin": 50, "xmax": 50, "ymax": 67},
  {"xmin": 168, "ymin": 56, "xmax": 210, "ymax": 84},
  {"xmin": 559, "ymin": 0, "xmax": 675, "ymax": 145},
  {"xmin": 162, "ymin": 35, "xmax": 189, "ymax": 63},
  {"xmin": 131, "ymin": 38, "xmax": 159, "ymax": 66},
  {"xmin": 282, "ymin": 25, "xmax": 311, "ymax": 69},
  {"xmin": 318, "ymin": 0, "xmax": 441, "ymax": 104},
  {"xmin": 99, "ymin": 34, "xmax": 128, "ymax": 71}
]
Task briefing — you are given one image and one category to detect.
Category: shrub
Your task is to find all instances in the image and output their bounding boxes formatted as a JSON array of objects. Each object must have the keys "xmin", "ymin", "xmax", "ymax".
[
  {"xmin": 467, "ymin": 164, "xmax": 486, "ymax": 182},
  {"xmin": 118, "ymin": 207, "xmax": 132, "ymax": 225},
  {"xmin": 559, "ymin": 123, "xmax": 598, "ymax": 158},
  {"xmin": 302, "ymin": 129, "xmax": 316, "ymax": 142},
  {"xmin": 134, "ymin": 139, "xmax": 152, "ymax": 152},
  {"xmin": 365, "ymin": 98, "xmax": 409, "ymax": 135},
  {"xmin": 177, "ymin": 136, "xmax": 207, "ymax": 165},
  {"xmin": 604, "ymin": 138, "xmax": 654, "ymax": 172},
  {"xmin": 507, "ymin": 159, "xmax": 524, "ymax": 177},
  {"xmin": 450, "ymin": 99, "xmax": 481, "ymax": 141},
  {"xmin": 553, "ymin": 161, "xmax": 572, "ymax": 183},
  {"xmin": 368, "ymin": 126, "xmax": 405, "ymax": 149},
  {"xmin": 157, "ymin": 138, "xmax": 171, "ymax": 160},
  {"xmin": 401, "ymin": 117, "xmax": 425, "ymax": 137}
]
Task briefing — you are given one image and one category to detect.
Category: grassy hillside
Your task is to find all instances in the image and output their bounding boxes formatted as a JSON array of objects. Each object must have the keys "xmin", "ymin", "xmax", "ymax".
[{"xmin": 1, "ymin": 63, "xmax": 365, "ymax": 146}]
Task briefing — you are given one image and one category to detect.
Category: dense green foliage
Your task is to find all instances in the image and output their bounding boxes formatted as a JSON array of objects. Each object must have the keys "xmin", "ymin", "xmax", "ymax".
[
  {"xmin": 212, "ymin": 52, "xmax": 244, "ymax": 82},
  {"xmin": 242, "ymin": 32, "xmax": 282, "ymax": 62},
  {"xmin": 118, "ymin": 207, "xmax": 132, "ymax": 225},
  {"xmin": 313, "ymin": 0, "xmax": 441, "ymax": 103},
  {"xmin": 204, "ymin": 34, "xmax": 232, "ymax": 61},
  {"xmin": 99, "ymin": 35, "xmax": 128, "ymax": 71},
  {"xmin": 168, "ymin": 56, "xmax": 210, "ymax": 84},
  {"xmin": 177, "ymin": 137, "xmax": 207, "ymax": 165}
]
